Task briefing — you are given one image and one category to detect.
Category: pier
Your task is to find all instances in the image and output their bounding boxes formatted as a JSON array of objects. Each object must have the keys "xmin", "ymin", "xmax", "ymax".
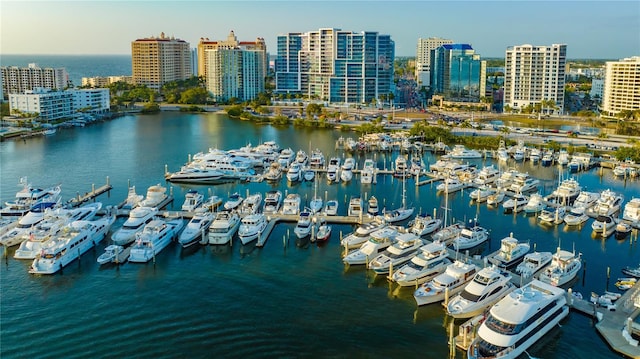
[
  {"xmin": 65, "ymin": 177, "xmax": 113, "ymax": 208},
  {"xmin": 594, "ymin": 282, "xmax": 640, "ymax": 358}
]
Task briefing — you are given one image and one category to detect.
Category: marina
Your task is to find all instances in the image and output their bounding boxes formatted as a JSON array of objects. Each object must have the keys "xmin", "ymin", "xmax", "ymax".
[{"xmin": 1, "ymin": 111, "xmax": 639, "ymax": 358}]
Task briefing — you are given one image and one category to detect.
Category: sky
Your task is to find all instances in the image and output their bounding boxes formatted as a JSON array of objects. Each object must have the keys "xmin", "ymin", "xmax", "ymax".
[{"xmin": 1, "ymin": 1, "xmax": 639, "ymax": 59}]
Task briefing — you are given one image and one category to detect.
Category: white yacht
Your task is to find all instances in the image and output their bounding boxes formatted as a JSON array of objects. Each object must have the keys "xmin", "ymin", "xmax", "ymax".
[
  {"xmin": 111, "ymin": 206, "xmax": 158, "ymax": 246},
  {"xmin": 409, "ymin": 214, "xmax": 442, "ymax": 237},
  {"xmin": 122, "ymin": 186, "xmax": 143, "ymax": 209},
  {"xmin": 446, "ymin": 265, "xmax": 514, "ymax": 319},
  {"xmin": 286, "ymin": 162, "xmax": 302, "ymax": 183},
  {"xmin": 343, "ymin": 226, "xmax": 398, "ymax": 265},
  {"xmin": 557, "ymin": 149, "xmax": 570, "ymax": 166},
  {"xmin": 340, "ymin": 158, "xmax": 355, "ymax": 182},
  {"xmin": 508, "ymin": 173, "xmax": 539, "ymax": 194},
  {"xmin": 239, "ymin": 193, "xmax": 262, "ymax": 216},
  {"xmin": 128, "ymin": 218, "xmax": 184, "ymax": 263},
  {"xmin": 409, "ymin": 155, "xmax": 426, "ymax": 176},
  {"xmin": 451, "ymin": 225, "xmax": 490, "ymax": 251},
  {"xmin": 178, "ymin": 211, "xmax": 215, "ymax": 248},
  {"xmin": 495, "ymin": 169, "xmax": 520, "ymax": 192},
  {"xmin": 309, "ymin": 149, "xmax": 325, "ymax": 169},
  {"xmin": 367, "ymin": 196, "xmax": 379, "ymax": 216},
  {"xmin": 281, "ymin": 193, "xmax": 301, "ymax": 215},
  {"xmin": 347, "ymin": 197, "xmax": 363, "ymax": 217},
  {"xmin": 529, "ymin": 148, "xmax": 541, "ymax": 163},
  {"xmin": 263, "ymin": 162, "xmax": 283, "ymax": 182},
  {"xmin": 613, "ymin": 161, "xmax": 637, "ymax": 177},
  {"xmin": 323, "ymin": 200, "xmax": 338, "ymax": 216},
  {"xmin": 293, "ymin": 211, "xmax": 312, "ymax": 239},
  {"xmin": 340, "ymin": 218, "xmax": 387, "ymax": 250},
  {"xmin": 413, "ymin": 260, "xmax": 478, "ymax": 306},
  {"xmin": 368, "ymin": 233, "xmax": 423, "ymax": 275},
  {"xmin": 1, "ymin": 178, "xmax": 61, "ymax": 217},
  {"xmin": 432, "ymin": 222, "xmax": 465, "ymax": 245},
  {"xmin": 436, "ymin": 177, "xmax": 465, "ymax": 194},
  {"xmin": 489, "ymin": 235, "xmax": 530, "ymax": 269},
  {"xmin": 295, "ymin": 150, "xmax": 308, "ymax": 166},
  {"xmin": 263, "ymin": 190, "xmax": 283, "ymax": 214},
  {"xmin": 238, "ymin": 213, "xmax": 267, "ymax": 245},
  {"xmin": 166, "ymin": 166, "xmax": 224, "ymax": 184},
  {"xmin": 394, "ymin": 156, "xmax": 408, "ymax": 177},
  {"xmin": 586, "ymin": 189, "xmax": 624, "ymax": 218},
  {"xmin": 537, "ymin": 247, "xmax": 582, "ymax": 286},
  {"xmin": 449, "ymin": 145, "xmax": 482, "ymax": 159},
  {"xmin": 546, "ymin": 177, "xmax": 581, "ymax": 206},
  {"xmin": 486, "ymin": 192, "xmax": 505, "ymax": 206},
  {"xmin": 523, "ymin": 193, "xmax": 545, "ymax": 214},
  {"xmin": 623, "ymin": 197, "xmax": 640, "ymax": 226},
  {"xmin": 139, "ymin": 184, "xmax": 168, "ymax": 208},
  {"xmin": 391, "ymin": 240, "xmax": 451, "ymax": 286},
  {"xmin": 563, "ymin": 206, "xmax": 590, "ymax": 226},
  {"xmin": 29, "ymin": 216, "xmax": 115, "ymax": 274},
  {"xmin": 473, "ymin": 165, "xmax": 500, "ymax": 186},
  {"xmin": 468, "ymin": 280, "xmax": 569, "ymax": 359},
  {"xmin": 181, "ymin": 190, "xmax": 204, "ymax": 212},
  {"xmin": 469, "ymin": 186, "xmax": 495, "ymax": 203},
  {"xmin": 502, "ymin": 194, "xmax": 528, "ymax": 213},
  {"xmin": 591, "ymin": 214, "xmax": 617, "ymax": 238},
  {"xmin": 97, "ymin": 244, "xmax": 130, "ymax": 265},
  {"xmin": 515, "ymin": 251, "xmax": 553, "ymax": 278},
  {"xmin": 572, "ymin": 191, "xmax": 600, "ymax": 213},
  {"xmin": 208, "ymin": 210, "xmax": 240, "ymax": 245},
  {"xmin": 223, "ymin": 192, "xmax": 244, "ymax": 211},
  {"xmin": 0, "ymin": 201, "xmax": 59, "ymax": 247},
  {"xmin": 277, "ymin": 148, "xmax": 295, "ymax": 168},
  {"xmin": 538, "ymin": 206, "xmax": 567, "ymax": 225},
  {"xmin": 361, "ymin": 159, "xmax": 376, "ymax": 184},
  {"xmin": 326, "ymin": 157, "xmax": 341, "ymax": 182}
]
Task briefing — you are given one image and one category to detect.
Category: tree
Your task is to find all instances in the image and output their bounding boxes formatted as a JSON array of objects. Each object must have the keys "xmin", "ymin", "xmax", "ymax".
[
  {"xmin": 180, "ymin": 87, "xmax": 209, "ymax": 104},
  {"xmin": 306, "ymin": 103, "xmax": 322, "ymax": 118}
]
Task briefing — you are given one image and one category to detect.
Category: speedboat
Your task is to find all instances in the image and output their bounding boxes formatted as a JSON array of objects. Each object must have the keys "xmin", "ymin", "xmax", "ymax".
[
  {"xmin": 348, "ymin": 197, "xmax": 363, "ymax": 217},
  {"xmin": 409, "ymin": 214, "xmax": 442, "ymax": 237},
  {"xmin": 340, "ymin": 218, "xmax": 387, "ymax": 250},
  {"xmin": 615, "ymin": 278, "xmax": 637, "ymax": 290},
  {"xmin": 315, "ymin": 219, "xmax": 331, "ymax": 242},
  {"xmin": 391, "ymin": 240, "xmax": 451, "ymax": 286},
  {"xmin": 621, "ymin": 265, "xmax": 640, "ymax": 278},
  {"xmin": 263, "ymin": 190, "xmax": 283, "ymax": 214},
  {"xmin": 368, "ymin": 233, "xmax": 424, "ymax": 275},
  {"xmin": 111, "ymin": 206, "xmax": 158, "ymax": 246},
  {"xmin": 436, "ymin": 177, "xmax": 465, "ymax": 193},
  {"xmin": 343, "ymin": 227, "xmax": 398, "ymax": 265},
  {"xmin": 451, "ymin": 224, "xmax": 490, "ymax": 251},
  {"xmin": 468, "ymin": 280, "xmax": 569, "ymax": 359},
  {"xmin": 139, "ymin": 184, "xmax": 169, "ymax": 208},
  {"xmin": 523, "ymin": 193, "xmax": 545, "ymax": 214},
  {"xmin": 293, "ymin": 211, "xmax": 312, "ymax": 239},
  {"xmin": 591, "ymin": 214, "xmax": 617, "ymax": 238},
  {"xmin": 367, "ymin": 196, "xmax": 379, "ymax": 216},
  {"xmin": 208, "ymin": 210, "xmax": 240, "ymax": 245},
  {"xmin": 238, "ymin": 213, "xmax": 267, "ymax": 245},
  {"xmin": 223, "ymin": 192, "xmax": 243, "ymax": 211},
  {"xmin": 469, "ymin": 186, "xmax": 495, "ymax": 203},
  {"xmin": 538, "ymin": 206, "xmax": 567, "ymax": 225},
  {"xmin": 323, "ymin": 200, "xmax": 338, "ymax": 216},
  {"xmin": 239, "ymin": 193, "xmax": 262, "ymax": 215},
  {"xmin": 413, "ymin": 260, "xmax": 478, "ymax": 306},
  {"xmin": 502, "ymin": 194, "xmax": 528, "ymax": 213},
  {"xmin": 128, "ymin": 218, "xmax": 184, "ymax": 263},
  {"xmin": 489, "ymin": 235, "xmax": 530, "ymax": 269},
  {"xmin": 181, "ymin": 190, "xmax": 204, "ymax": 212},
  {"xmin": 303, "ymin": 168, "xmax": 315, "ymax": 182},
  {"xmin": 537, "ymin": 247, "xmax": 582, "ymax": 286},
  {"xmin": 383, "ymin": 206, "xmax": 414, "ymax": 224},
  {"xmin": 446, "ymin": 265, "xmax": 515, "ymax": 319},
  {"xmin": 586, "ymin": 189, "xmax": 624, "ymax": 218},
  {"xmin": 281, "ymin": 193, "xmax": 301, "ymax": 215},
  {"xmin": 30, "ymin": 216, "xmax": 116, "ymax": 274},
  {"xmin": 97, "ymin": 244, "xmax": 131, "ymax": 265},
  {"xmin": 515, "ymin": 251, "xmax": 553, "ymax": 278},
  {"xmin": 178, "ymin": 211, "xmax": 215, "ymax": 248}
]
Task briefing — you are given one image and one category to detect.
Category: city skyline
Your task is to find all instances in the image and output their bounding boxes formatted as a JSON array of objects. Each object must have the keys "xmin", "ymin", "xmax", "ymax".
[{"xmin": 2, "ymin": 1, "xmax": 638, "ymax": 59}]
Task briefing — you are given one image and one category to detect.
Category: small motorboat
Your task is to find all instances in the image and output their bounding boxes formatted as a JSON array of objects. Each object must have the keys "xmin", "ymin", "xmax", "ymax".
[
  {"xmin": 615, "ymin": 221, "xmax": 633, "ymax": 240},
  {"xmin": 315, "ymin": 219, "xmax": 331, "ymax": 242},
  {"xmin": 621, "ymin": 265, "xmax": 640, "ymax": 278},
  {"xmin": 97, "ymin": 244, "xmax": 130, "ymax": 265},
  {"xmin": 615, "ymin": 277, "xmax": 637, "ymax": 290}
]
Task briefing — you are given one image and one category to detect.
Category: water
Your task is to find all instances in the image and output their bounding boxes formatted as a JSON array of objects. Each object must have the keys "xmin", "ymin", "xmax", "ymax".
[{"xmin": 1, "ymin": 112, "xmax": 638, "ymax": 358}]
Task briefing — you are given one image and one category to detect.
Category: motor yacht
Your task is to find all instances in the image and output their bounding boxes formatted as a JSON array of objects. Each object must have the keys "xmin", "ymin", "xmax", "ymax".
[
  {"xmin": 368, "ymin": 233, "xmax": 424, "ymax": 275},
  {"xmin": 277, "ymin": 148, "xmax": 295, "ymax": 168},
  {"xmin": 343, "ymin": 227, "xmax": 398, "ymax": 265},
  {"xmin": 615, "ymin": 221, "xmax": 633, "ymax": 240},
  {"xmin": 323, "ymin": 200, "xmax": 338, "ymax": 216},
  {"xmin": 263, "ymin": 162, "xmax": 283, "ymax": 182},
  {"xmin": 495, "ymin": 169, "xmax": 520, "ymax": 192},
  {"xmin": 293, "ymin": 210, "xmax": 313, "ymax": 239},
  {"xmin": 238, "ymin": 213, "xmax": 267, "ymax": 245},
  {"xmin": 511, "ymin": 147, "xmax": 525, "ymax": 161},
  {"xmin": 413, "ymin": 260, "xmax": 478, "ymax": 306},
  {"xmin": 1, "ymin": 178, "xmax": 62, "ymax": 217},
  {"xmin": 409, "ymin": 214, "xmax": 442, "ymax": 237},
  {"xmin": 515, "ymin": 251, "xmax": 553, "ymax": 278},
  {"xmin": 128, "ymin": 218, "xmax": 184, "ymax": 263},
  {"xmin": 449, "ymin": 145, "xmax": 482, "ymax": 159},
  {"xmin": 622, "ymin": 197, "xmax": 640, "ymax": 226},
  {"xmin": 523, "ymin": 193, "xmax": 545, "ymax": 214},
  {"xmin": 486, "ymin": 192, "xmax": 505, "ymax": 206},
  {"xmin": 394, "ymin": 156, "xmax": 408, "ymax": 177},
  {"xmin": 537, "ymin": 247, "xmax": 581, "ymax": 286},
  {"xmin": 367, "ymin": 196, "xmax": 379, "ymax": 216},
  {"xmin": 546, "ymin": 178, "xmax": 581, "ymax": 206},
  {"xmin": 613, "ymin": 162, "xmax": 637, "ymax": 177},
  {"xmin": 208, "ymin": 210, "xmax": 240, "ymax": 245},
  {"xmin": 473, "ymin": 165, "xmax": 500, "ymax": 186},
  {"xmin": 529, "ymin": 148, "xmax": 541, "ymax": 163},
  {"xmin": 502, "ymin": 194, "xmax": 529, "ymax": 213},
  {"xmin": 432, "ymin": 222, "xmax": 465, "ymax": 245},
  {"xmin": 557, "ymin": 150, "xmax": 570, "ymax": 166},
  {"xmin": 122, "ymin": 186, "xmax": 143, "ymax": 210},
  {"xmin": 282, "ymin": 194, "xmax": 301, "ymax": 215},
  {"xmin": 326, "ymin": 157, "xmax": 340, "ymax": 182},
  {"xmin": 239, "ymin": 193, "xmax": 262, "ymax": 216},
  {"xmin": 309, "ymin": 149, "xmax": 325, "ymax": 169},
  {"xmin": 391, "ymin": 240, "xmax": 451, "ymax": 286},
  {"xmin": 361, "ymin": 159, "xmax": 376, "ymax": 184},
  {"xmin": 446, "ymin": 265, "xmax": 515, "ymax": 319},
  {"xmin": 541, "ymin": 152, "xmax": 554, "ymax": 166},
  {"xmin": 563, "ymin": 206, "xmax": 590, "ymax": 226},
  {"xmin": 591, "ymin": 214, "xmax": 617, "ymax": 238},
  {"xmin": 508, "ymin": 173, "xmax": 539, "ymax": 194},
  {"xmin": 469, "ymin": 186, "xmax": 495, "ymax": 203},
  {"xmin": 347, "ymin": 197, "xmax": 363, "ymax": 217},
  {"xmin": 295, "ymin": 150, "xmax": 308, "ymax": 166},
  {"xmin": 586, "ymin": 189, "xmax": 624, "ymax": 218},
  {"xmin": 489, "ymin": 235, "xmax": 530, "ymax": 269},
  {"xmin": 181, "ymin": 190, "xmax": 204, "ymax": 212},
  {"xmin": 29, "ymin": 216, "xmax": 116, "ymax": 274},
  {"xmin": 178, "ymin": 211, "xmax": 215, "ymax": 248},
  {"xmin": 139, "ymin": 184, "xmax": 169, "ymax": 208},
  {"xmin": 0, "ymin": 201, "xmax": 59, "ymax": 247},
  {"xmin": 409, "ymin": 155, "xmax": 426, "ymax": 176},
  {"xmin": 97, "ymin": 244, "xmax": 131, "ymax": 265},
  {"xmin": 223, "ymin": 192, "xmax": 244, "ymax": 211},
  {"xmin": 451, "ymin": 224, "xmax": 490, "ymax": 251},
  {"xmin": 111, "ymin": 206, "xmax": 158, "ymax": 246},
  {"xmin": 538, "ymin": 206, "xmax": 567, "ymax": 225},
  {"xmin": 166, "ymin": 166, "xmax": 224, "ymax": 184},
  {"xmin": 286, "ymin": 162, "xmax": 302, "ymax": 183},
  {"xmin": 572, "ymin": 191, "xmax": 600, "ymax": 212},
  {"xmin": 340, "ymin": 158, "xmax": 355, "ymax": 182},
  {"xmin": 468, "ymin": 280, "xmax": 569, "ymax": 359},
  {"xmin": 340, "ymin": 218, "xmax": 387, "ymax": 250}
]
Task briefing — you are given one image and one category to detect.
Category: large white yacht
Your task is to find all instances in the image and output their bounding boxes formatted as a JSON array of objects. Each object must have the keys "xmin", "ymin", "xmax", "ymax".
[
  {"xmin": 347, "ymin": 197, "xmax": 363, "ymax": 217},
  {"xmin": 586, "ymin": 189, "xmax": 624, "ymax": 218},
  {"xmin": 343, "ymin": 227, "xmax": 398, "ymax": 266},
  {"xmin": 223, "ymin": 192, "xmax": 243, "ymax": 211},
  {"xmin": 340, "ymin": 218, "xmax": 387, "ymax": 250},
  {"xmin": 263, "ymin": 162, "xmax": 283, "ymax": 182},
  {"xmin": 413, "ymin": 260, "xmax": 478, "ymax": 306},
  {"xmin": 468, "ymin": 280, "xmax": 569, "ymax": 359},
  {"xmin": 180, "ymin": 190, "xmax": 204, "ymax": 212},
  {"xmin": 238, "ymin": 213, "xmax": 267, "ymax": 245},
  {"xmin": 451, "ymin": 225, "xmax": 490, "ymax": 251},
  {"xmin": 29, "ymin": 216, "xmax": 115, "ymax": 274},
  {"xmin": 239, "ymin": 193, "xmax": 262, "ymax": 216},
  {"xmin": 309, "ymin": 149, "xmax": 325, "ymax": 169},
  {"xmin": 340, "ymin": 158, "xmax": 355, "ymax": 182},
  {"xmin": 166, "ymin": 166, "xmax": 224, "ymax": 184},
  {"xmin": 449, "ymin": 145, "xmax": 482, "ymax": 159},
  {"xmin": 139, "ymin": 184, "xmax": 169, "ymax": 208},
  {"xmin": 368, "ymin": 233, "xmax": 423, "ymax": 275},
  {"xmin": 523, "ymin": 193, "xmax": 545, "ymax": 214},
  {"xmin": 446, "ymin": 265, "xmax": 515, "ymax": 319},
  {"xmin": 293, "ymin": 211, "xmax": 312, "ymax": 239},
  {"xmin": 473, "ymin": 165, "xmax": 500, "ymax": 186},
  {"xmin": 286, "ymin": 162, "xmax": 302, "ymax": 183},
  {"xmin": 469, "ymin": 186, "xmax": 495, "ymax": 203},
  {"xmin": 281, "ymin": 193, "xmax": 301, "ymax": 215},
  {"xmin": 537, "ymin": 247, "xmax": 581, "ymax": 286},
  {"xmin": 277, "ymin": 148, "xmax": 295, "ymax": 168},
  {"xmin": 538, "ymin": 206, "xmax": 568, "ymax": 225},
  {"xmin": 208, "ymin": 210, "xmax": 240, "ymax": 245},
  {"xmin": 1, "ymin": 178, "xmax": 62, "ymax": 217},
  {"xmin": 409, "ymin": 214, "xmax": 442, "ymax": 237},
  {"xmin": 263, "ymin": 190, "xmax": 283, "ymax": 214},
  {"xmin": 111, "ymin": 206, "xmax": 158, "ymax": 246},
  {"xmin": 360, "ymin": 159, "xmax": 376, "ymax": 184},
  {"xmin": 436, "ymin": 177, "xmax": 465, "ymax": 193},
  {"xmin": 546, "ymin": 177, "xmax": 581, "ymax": 206},
  {"xmin": 178, "ymin": 211, "xmax": 215, "ymax": 248},
  {"xmin": 391, "ymin": 240, "xmax": 451, "ymax": 286},
  {"xmin": 0, "ymin": 201, "xmax": 59, "ymax": 247},
  {"xmin": 128, "ymin": 218, "xmax": 184, "ymax": 263},
  {"xmin": 326, "ymin": 157, "xmax": 341, "ymax": 182},
  {"xmin": 502, "ymin": 194, "xmax": 529, "ymax": 213},
  {"xmin": 489, "ymin": 235, "xmax": 530, "ymax": 269},
  {"xmin": 508, "ymin": 173, "xmax": 539, "ymax": 194},
  {"xmin": 515, "ymin": 251, "xmax": 553, "ymax": 279},
  {"xmin": 622, "ymin": 197, "xmax": 640, "ymax": 226}
]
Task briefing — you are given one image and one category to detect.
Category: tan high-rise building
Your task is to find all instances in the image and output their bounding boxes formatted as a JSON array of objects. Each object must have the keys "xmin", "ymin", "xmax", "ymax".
[
  {"xmin": 602, "ymin": 56, "xmax": 640, "ymax": 118},
  {"xmin": 415, "ymin": 37, "xmax": 453, "ymax": 87},
  {"xmin": 2, "ymin": 63, "xmax": 69, "ymax": 99},
  {"xmin": 197, "ymin": 31, "xmax": 266, "ymax": 81},
  {"xmin": 131, "ymin": 32, "xmax": 192, "ymax": 90}
]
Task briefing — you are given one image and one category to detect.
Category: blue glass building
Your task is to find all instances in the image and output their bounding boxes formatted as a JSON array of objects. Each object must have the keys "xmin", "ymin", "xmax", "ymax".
[{"xmin": 431, "ymin": 44, "xmax": 484, "ymax": 101}]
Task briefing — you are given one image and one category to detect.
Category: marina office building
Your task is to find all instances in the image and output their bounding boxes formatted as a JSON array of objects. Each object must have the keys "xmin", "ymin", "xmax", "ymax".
[
  {"xmin": 131, "ymin": 32, "xmax": 192, "ymax": 91},
  {"xmin": 9, "ymin": 88, "xmax": 110, "ymax": 121},
  {"xmin": 1, "ymin": 64, "xmax": 69, "ymax": 100},
  {"xmin": 503, "ymin": 43, "xmax": 567, "ymax": 114},
  {"xmin": 601, "ymin": 56, "xmax": 640, "ymax": 118},
  {"xmin": 274, "ymin": 28, "xmax": 395, "ymax": 104}
]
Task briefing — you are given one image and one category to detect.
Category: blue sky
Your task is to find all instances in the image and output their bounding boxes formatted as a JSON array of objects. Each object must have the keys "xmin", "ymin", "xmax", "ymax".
[{"xmin": 1, "ymin": 1, "xmax": 638, "ymax": 59}]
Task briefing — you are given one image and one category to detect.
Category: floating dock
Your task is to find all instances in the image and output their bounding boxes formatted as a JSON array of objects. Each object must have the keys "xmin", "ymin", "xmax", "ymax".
[{"xmin": 66, "ymin": 177, "xmax": 113, "ymax": 208}]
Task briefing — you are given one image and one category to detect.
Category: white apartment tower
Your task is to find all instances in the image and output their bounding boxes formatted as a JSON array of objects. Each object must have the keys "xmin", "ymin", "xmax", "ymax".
[
  {"xmin": 131, "ymin": 32, "xmax": 192, "ymax": 90},
  {"xmin": 602, "ymin": 56, "xmax": 640, "ymax": 118},
  {"xmin": 415, "ymin": 37, "xmax": 453, "ymax": 88},
  {"xmin": 504, "ymin": 44, "xmax": 567, "ymax": 114}
]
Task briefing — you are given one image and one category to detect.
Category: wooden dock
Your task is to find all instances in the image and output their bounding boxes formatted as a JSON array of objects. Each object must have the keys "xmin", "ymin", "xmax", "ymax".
[
  {"xmin": 594, "ymin": 281, "xmax": 640, "ymax": 358},
  {"xmin": 66, "ymin": 177, "xmax": 113, "ymax": 208}
]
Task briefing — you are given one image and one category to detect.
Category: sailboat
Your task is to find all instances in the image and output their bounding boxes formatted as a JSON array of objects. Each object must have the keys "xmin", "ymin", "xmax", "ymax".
[
  {"xmin": 383, "ymin": 171, "xmax": 414, "ymax": 223},
  {"xmin": 432, "ymin": 180, "xmax": 464, "ymax": 244},
  {"xmin": 309, "ymin": 177, "xmax": 322, "ymax": 214}
]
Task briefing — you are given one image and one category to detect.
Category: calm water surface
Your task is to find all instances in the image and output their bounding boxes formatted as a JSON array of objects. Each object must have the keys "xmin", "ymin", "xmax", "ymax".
[{"xmin": 1, "ymin": 112, "xmax": 636, "ymax": 358}]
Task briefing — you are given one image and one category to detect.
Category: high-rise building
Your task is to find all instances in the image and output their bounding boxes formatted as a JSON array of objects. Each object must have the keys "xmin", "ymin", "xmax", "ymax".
[
  {"xmin": 274, "ymin": 28, "xmax": 394, "ymax": 104},
  {"xmin": 415, "ymin": 37, "xmax": 453, "ymax": 88},
  {"xmin": 1, "ymin": 64, "xmax": 69, "ymax": 99},
  {"xmin": 197, "ymin": 32, "xmax": 266, "ymax": 81},
  {"xmin": 131, "ymin": 32, "xmax": 192, "ymax": 90},
  {"xmin": 431, "ymin": 44, "xmax": 485, "ymax": 102},
  {"xmin": 503, "ymin": 44, "xmax": 567, "ymax": 114},
  {"xmin": 601, "ymin": 56, "xmax": 640, "ymax": 118},
  {"xmin": 204, "ymin": 31, "xmax": 267, "ymax": 102}
]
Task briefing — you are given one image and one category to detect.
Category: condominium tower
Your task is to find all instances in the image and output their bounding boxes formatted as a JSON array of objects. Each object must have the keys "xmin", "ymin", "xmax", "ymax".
[
  {"xmin": 415, "ymin": 37, "xmax": 453, "ymax": 88},
  {"xmin": 2, "ymin": 64, "xmax": 69, "ymax": 99},
  {"xmin": 131, "ymin": 32, "xmax": 192, "ymax": 90},
  {"xmin": 197, "ymin": 31, "xmax": 266, "ymax": 81},
  {"xmin": 275, "ymin": 28, "xmax": 395, "ymax": 104},
  {"xmin": 601, "ymin": 56, "xmax": 640, "ymax": 118},
  {"xmin": 503, "ymin": 44, "xmax": 567, "ymax": 114},
  {"xmin": 431, "ymin": 44, "xmax": 486, "ymax": 102},
  {"xmin": 205, "ymin": 31, "xmax": 267, "ymax": 102}
]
